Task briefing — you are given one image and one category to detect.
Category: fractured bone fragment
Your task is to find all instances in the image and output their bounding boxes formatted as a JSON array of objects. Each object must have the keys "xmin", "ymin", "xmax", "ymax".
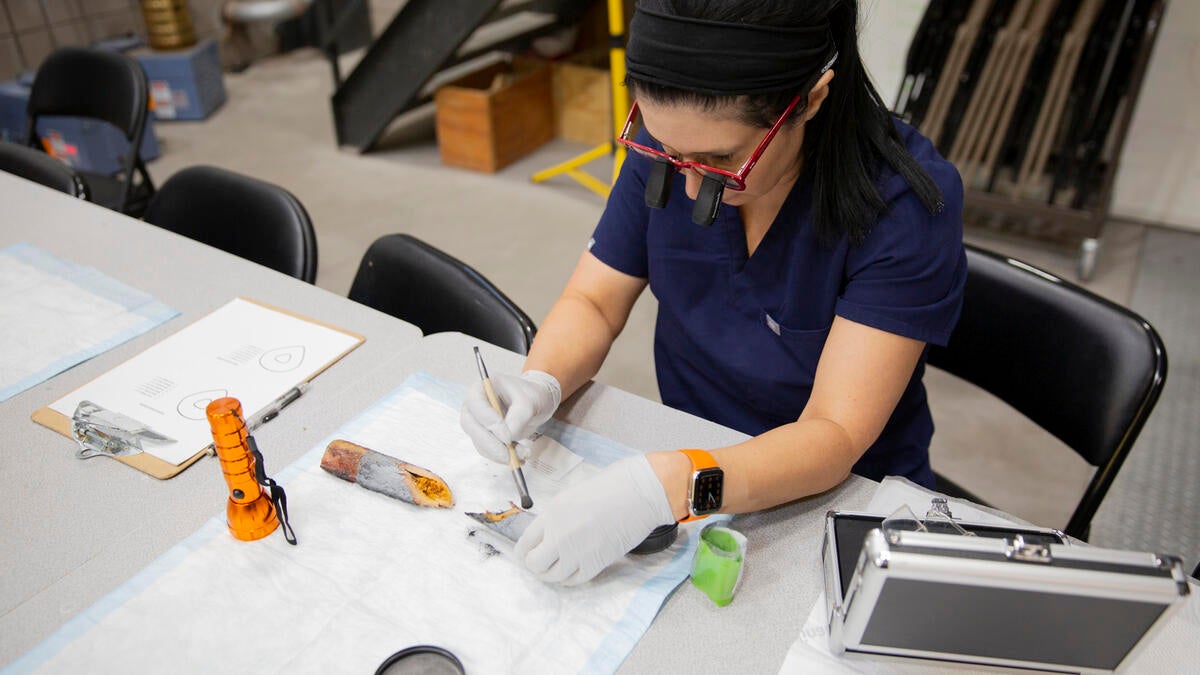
[{"xmin": 321, "ymin": 439, "xmax": 454, "ymax": 508}]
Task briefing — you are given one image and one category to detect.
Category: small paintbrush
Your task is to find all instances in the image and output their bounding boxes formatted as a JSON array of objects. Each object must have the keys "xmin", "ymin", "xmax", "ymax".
[{"xmin": 474, "ymin": 346, "xmax": 534, "ymax": 509}]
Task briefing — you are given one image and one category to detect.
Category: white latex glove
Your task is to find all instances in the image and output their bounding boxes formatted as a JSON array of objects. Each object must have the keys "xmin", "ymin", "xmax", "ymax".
[
  {"xmin": 515, "ymin": 454, "xmax": 676, "ymax": 585},
  {"xmin": 460, "ymin": 370, "xmax": 562, "ymax": 464}
]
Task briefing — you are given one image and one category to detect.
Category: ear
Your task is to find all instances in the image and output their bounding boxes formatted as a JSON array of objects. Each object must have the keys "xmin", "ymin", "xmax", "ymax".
[{"xmin": 804, "ymin": 69, "xmax": 836, "ymax": 121}]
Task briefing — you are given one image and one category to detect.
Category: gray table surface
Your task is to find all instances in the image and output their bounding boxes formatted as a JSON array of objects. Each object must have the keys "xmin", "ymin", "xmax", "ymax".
[
  {"xmin": 0, "ymin": 172, "xmax": 876, "ymax": 671},
  {"xmin": 0, "ymin": 173, "xmax": 419, "ymax": 666},
  {"xmin": 10, "ymin": 173, "xmax": 1193, "ymax": 673}
]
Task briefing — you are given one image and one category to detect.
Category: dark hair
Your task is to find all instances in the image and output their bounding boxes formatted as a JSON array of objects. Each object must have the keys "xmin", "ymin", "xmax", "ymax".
[{"xmin": 625, "ymin": 0, "xmax": 943, "ymax": 245}]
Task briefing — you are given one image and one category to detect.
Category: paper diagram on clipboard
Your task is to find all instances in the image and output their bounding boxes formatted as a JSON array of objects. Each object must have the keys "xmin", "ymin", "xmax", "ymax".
[{"xmin": 38, "ymin": 298, "xmax": 364, "ymax": 468}]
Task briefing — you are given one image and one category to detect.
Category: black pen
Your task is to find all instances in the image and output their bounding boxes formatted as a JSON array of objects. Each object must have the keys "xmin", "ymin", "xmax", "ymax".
[{"xmin": 248, "ymin": 382, "xmax": 309, "ymax": 431}]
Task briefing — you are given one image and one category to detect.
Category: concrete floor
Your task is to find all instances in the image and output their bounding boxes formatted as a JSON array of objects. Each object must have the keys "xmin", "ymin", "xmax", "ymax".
[{"xmin": 143, "ymin": 46, "xmax": 1155, "ymax": 533}]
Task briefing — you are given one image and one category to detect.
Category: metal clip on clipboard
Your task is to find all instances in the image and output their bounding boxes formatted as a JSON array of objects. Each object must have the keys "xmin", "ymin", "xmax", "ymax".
[{"xmin": 70, "ymin": 400, "xmax": 175, "ymax": 459}]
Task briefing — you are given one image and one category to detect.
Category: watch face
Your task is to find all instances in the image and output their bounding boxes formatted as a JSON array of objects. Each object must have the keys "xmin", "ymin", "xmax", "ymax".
[{"xmin": 690, "ymin": 467, "xmax": 724, "ymax": 515}]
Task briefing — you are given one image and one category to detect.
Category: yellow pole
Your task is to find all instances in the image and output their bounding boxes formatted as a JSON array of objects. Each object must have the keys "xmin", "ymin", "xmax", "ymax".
[
  {"xmin": 530, "ymin": 0, "xmax": 629, "ymax": 196},
  {"xmin": 607, "ymin": 0, "xmax": 629, "ymax": 183}
]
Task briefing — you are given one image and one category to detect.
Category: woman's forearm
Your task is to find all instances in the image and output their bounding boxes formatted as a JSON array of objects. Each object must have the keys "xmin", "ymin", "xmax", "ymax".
[
  {"xmin": 522, "ymin": 290, "xmax": 623, "ymax": 400},
  {"xmin": 522, "ymin": 253, "xmax": 646, "ymax": 400},
  {"xmin": 648, "ymin": 417, "xmax": 859, "ymax": 520},
  {"xmin": 646, "ymin": 318, "xmax": 926, "ymax": 520}
]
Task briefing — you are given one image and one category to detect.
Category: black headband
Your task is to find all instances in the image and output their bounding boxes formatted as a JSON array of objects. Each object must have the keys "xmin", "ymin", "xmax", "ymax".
[{"xmin": 625, "ymin": 5, "xmax": 835, "ymax": 95}]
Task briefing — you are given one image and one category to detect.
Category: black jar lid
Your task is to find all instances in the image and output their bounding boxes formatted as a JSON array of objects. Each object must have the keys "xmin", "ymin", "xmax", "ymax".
[
  {"xmin": 376, "ymin": 645, "xmax": 465, "ymax": 675},
  {"xmin": 630, "ymin": 522, "xmax": 679, "ymax": 555}
]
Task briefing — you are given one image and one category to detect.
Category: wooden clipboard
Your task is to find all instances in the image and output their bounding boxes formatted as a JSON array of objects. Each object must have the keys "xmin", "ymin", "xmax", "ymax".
[{"xmin": 31, "ymin": 298, "xmax": 365, "ymax": 480}]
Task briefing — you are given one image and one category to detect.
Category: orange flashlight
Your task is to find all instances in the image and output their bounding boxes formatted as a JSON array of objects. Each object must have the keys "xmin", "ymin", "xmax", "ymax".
[{"xmin": 206, "ymin": 397, "xmax": 280, "ymax": 542}]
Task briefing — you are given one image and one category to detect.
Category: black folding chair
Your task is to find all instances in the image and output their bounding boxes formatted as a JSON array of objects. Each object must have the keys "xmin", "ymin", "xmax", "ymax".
[
  {"xmin": 0, "ymin": 139, "xmax": 88, "ymax": 198},
  {"xmin": 928, "ymin": 244, "xmax": 1167, "ymax": 540},
  {"xmin": 25, "ymin": 46, "xmax": 155, "ymax": 216},
  {"xmin": 349, "ymin": 234, "xmax": 536, "ymax": 354},
  {"xmin": 143, "ymin": 165, "xmax": 318, "ymax": 283}
]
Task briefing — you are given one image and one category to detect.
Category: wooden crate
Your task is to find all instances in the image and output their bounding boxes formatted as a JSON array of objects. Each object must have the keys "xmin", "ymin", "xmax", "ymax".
[
  {"xmin": 434, "ymin": 58, "xmax": 554, "ymax": 173},
  {"xmin": 553, "ymin": 50, "xmax": 612, "ymax": 146}
]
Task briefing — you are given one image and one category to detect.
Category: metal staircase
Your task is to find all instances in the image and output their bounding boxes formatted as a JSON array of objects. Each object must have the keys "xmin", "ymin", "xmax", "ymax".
[{"xmin": 330, "ymin": 0, "xmax": 588, "ymax": 152}]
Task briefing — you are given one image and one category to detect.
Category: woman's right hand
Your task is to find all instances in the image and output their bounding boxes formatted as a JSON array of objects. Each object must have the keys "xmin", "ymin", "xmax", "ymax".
[{"xmin": 460, "ymin": 370, "xmax": 562, "ymax": 463}]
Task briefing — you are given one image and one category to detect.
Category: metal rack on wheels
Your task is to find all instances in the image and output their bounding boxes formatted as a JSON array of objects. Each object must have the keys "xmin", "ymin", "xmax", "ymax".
[{"xmin": 894, "ymin": 0, "xmax": 1167, "ymax": 280}]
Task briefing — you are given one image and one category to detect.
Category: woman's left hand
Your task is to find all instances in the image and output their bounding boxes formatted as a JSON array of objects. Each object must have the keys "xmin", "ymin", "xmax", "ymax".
[{"xmin": 515, "ymin": 454, "xmax": 676, "ymax": 585}]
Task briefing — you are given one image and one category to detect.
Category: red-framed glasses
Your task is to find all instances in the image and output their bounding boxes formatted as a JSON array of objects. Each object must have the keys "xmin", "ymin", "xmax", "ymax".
[{"xmin": 617, "ymin": 91, "xmax": 804, "ymax": 191}]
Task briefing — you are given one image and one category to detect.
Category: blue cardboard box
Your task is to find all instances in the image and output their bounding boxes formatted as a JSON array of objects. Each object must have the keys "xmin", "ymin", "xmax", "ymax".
[
  {"xmin": 132, "ymin": 38, "xmax": 226, "ymax": 121},
  {"xmin": 0, "ymin": 76, "xmax": 160, "ymax": 175}
]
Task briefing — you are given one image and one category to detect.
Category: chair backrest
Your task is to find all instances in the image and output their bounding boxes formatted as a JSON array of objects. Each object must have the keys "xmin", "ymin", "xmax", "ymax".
[
  {"xmin": 0, "ymin": 140, "xmax": 88, "ymax": 198},
  {"xmin": 25, "ymin": 47, "xmax": 152, "ymax": 213},
  {"xmin": 143, "ymin": 165, "xmax": 318, "ymax": 283},
  {"xmin": 927, "ymin": 244, "xmax": 1167, "ymax": 539},
  {"xmin": 26, "ymin": 47, "xmax": 148, "ymax": 142},
  {"xmin": 349, "ymin": 234, "xmax": 537, "ymax": 354}
]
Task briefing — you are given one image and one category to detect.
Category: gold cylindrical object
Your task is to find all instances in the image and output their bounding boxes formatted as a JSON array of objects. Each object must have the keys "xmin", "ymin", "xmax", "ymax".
[{"xmin": 141, "ymin": 0, "xmax": 196, "ymax": 50}]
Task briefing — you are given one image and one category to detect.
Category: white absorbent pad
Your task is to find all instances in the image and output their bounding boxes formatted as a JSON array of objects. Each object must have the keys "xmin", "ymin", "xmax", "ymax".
[{"xmin": 9, "ymin": 372, "xmax": 705, "ymax": 674}]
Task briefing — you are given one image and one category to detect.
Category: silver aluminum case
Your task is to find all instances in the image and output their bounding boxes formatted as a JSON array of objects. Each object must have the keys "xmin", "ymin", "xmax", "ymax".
[{"xmin": 822, "ymin": 512, "xmax": 1190, "ymax": 674}]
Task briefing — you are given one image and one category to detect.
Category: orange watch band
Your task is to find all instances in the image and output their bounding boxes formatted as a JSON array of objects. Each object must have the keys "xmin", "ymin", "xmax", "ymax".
[
  {"xmin": 678, "ymin": 448, "xmax": 720, "ymax": 522},
  {"xmin": 679, "ymin": 448, "xmax": 718, "ymax": 470}
]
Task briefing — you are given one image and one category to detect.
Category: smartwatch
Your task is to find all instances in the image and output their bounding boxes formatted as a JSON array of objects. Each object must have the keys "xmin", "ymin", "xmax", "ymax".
[{"xmin": 678, "ymin": 449, "xmax": 724, "ymax": 522}]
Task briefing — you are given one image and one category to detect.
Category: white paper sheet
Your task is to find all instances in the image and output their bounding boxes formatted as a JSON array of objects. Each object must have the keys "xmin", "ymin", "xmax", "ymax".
[
  {"xmin": 13, "ymin": 375, "xmax": 704, "ymax": 675},
  {"xmin": 525, "ymin": 432, "xmax": 590, "ymax": 492},
  {"xmin": 48, "ymin": 298, "xmax": 362, "ymax": 465},
  {"xmin": 0, "ymin": 244, "xmax": 177, "ymax": 402}
]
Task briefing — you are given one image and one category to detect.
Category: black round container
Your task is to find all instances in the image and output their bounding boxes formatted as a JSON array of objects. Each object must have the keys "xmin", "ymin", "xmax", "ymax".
[
  {"xmin": 376, "ymin": 645, "xmax": 465, "ymax": 675},
  {"xmin": 630, "ymin": 522, "xmax": 679, "ymax": 555}
]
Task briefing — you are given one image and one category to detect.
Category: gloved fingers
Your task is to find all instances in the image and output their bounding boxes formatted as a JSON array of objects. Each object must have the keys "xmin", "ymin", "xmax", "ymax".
[
  {"xmin": 459, "ymin": 406, "xmax": 511, "ymax": 464},
  {"xmin": 514, "ymin": 517, "xmax": 545, "ymax": 561},
  {"xmin": 490, "ymin": 375, "xmax": 547, "ymax": 441},
  {"xmin": 513, "ymin": 438, "xmax": 534, "ymax": 462},
  {"xmin": 561, "ymin": 566, "xmax": 600, "ymax": 587},
  {"xmin": 501, "ymin": 393, "xmax": 539, "ymax": 441},
  {"xmin": 519, "ymin": 525, "xmax": 576, "ymax": 584},
  {"xmin": 536, "ymin": 555, "xmax": 578, "ymax": 585},
  {"xmin": 463, "ymin": 384, "xmax": 513, "ymax": 445},
  {"xmin": 509, "ymin": 454, "xmax": 676, "ymax": 586},
  {"xmin": 488, "ymin": 374, "xmax": 523, "ymax": 408}
]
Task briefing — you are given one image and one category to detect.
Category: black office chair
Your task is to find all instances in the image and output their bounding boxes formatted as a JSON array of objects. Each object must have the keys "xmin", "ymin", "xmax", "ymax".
[
  {"xmin": 349, "ymin": 234, "xmax": 537, "ymax": 354},
  {"xmin": 928, "ymin": 244, "xmax": 1167, "ymax": 541},
  {"xmin": 26, "ymin": 46, "xmax": 155, "ymax": 216},
  {"xmin": 0, "ymin": 140, "xmax": 88, "ymax": 198},
  {"xmin": 143, "ymin": 165, "xmax": 318, "ymax": 283}
]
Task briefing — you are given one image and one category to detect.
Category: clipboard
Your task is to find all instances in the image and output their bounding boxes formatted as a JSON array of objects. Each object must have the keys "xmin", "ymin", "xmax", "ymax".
[{"xmin": 32, "ymin": 298, "xmax": 365, "ymax": 479}]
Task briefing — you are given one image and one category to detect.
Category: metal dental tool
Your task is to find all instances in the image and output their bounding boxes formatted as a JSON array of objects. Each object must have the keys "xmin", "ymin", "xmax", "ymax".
[{"xmin": 474, "ymin": 347, "xmax": 534, "ymax": 509}]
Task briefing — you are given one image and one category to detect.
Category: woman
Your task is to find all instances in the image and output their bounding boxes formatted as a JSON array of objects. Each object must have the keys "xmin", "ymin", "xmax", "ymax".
[{"xmin": 461, "ymin": 0, "xmax": 966, "ymax": 585}]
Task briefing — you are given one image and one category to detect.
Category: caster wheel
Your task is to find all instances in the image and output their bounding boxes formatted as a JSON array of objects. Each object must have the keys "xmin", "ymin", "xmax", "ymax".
[{"xmin": 1078, "ymin": 238, "xmax": 1099, "ymax": 281}]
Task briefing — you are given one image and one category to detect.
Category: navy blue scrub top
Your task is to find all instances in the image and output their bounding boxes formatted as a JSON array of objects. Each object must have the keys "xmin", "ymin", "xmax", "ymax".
[{"xmin": 588, "ymin": 119, "xmax": 966, "ymax": 488}]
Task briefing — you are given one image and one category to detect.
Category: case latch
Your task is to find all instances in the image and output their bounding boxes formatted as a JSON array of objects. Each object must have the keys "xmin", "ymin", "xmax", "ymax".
[{"xmin": 1007, "ymin": 535, "xmax": 1052, "ymax": 563}]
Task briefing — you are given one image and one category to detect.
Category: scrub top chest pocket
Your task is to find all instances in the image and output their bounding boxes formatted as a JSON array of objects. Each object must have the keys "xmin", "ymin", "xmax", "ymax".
[{"xmin": 645, "ymin": 201, "xmax": 841, "ymax": 435}]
